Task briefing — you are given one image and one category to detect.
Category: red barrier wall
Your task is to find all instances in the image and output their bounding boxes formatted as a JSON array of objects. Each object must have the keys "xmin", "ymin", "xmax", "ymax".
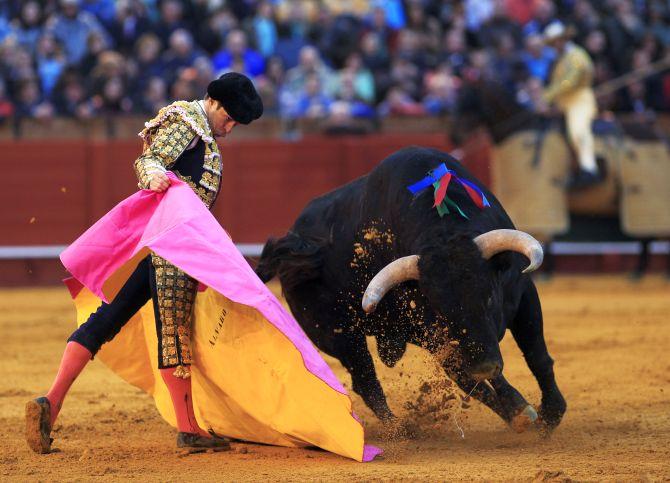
[{"xmin": 2, "ymin": 133, "xmax": 470, "ymax": 246}]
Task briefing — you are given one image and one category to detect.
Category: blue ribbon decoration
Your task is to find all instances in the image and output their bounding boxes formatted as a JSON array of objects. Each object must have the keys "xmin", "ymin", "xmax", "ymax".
[{"xmin": 407, "ymin": 163, "xmax": 490, "ymax": 208}]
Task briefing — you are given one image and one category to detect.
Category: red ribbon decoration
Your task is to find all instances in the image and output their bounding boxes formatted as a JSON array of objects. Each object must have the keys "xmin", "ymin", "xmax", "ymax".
[
  {"xmin": 433, "ymin": 172, "xmax": 452, "ymax": 207},
  {"xmin": 461, "ymin": 183, "xmax": 484, "ymax": 209}
]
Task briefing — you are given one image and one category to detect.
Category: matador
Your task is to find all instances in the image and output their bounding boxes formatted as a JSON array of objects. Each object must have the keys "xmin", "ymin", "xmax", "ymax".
[{"xmin": 25, "ymin": 72, "xmax": 263, "ymax": 454}]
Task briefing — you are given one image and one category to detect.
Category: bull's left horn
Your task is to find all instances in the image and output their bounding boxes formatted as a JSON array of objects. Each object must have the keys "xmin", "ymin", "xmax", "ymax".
[
  {"xmin": 362, "ymin": 255, "xmax": 420, "ymax": 313},
  {"xmin": 474, "ymin": 229, "xmax": 543, "ymax": 273}
]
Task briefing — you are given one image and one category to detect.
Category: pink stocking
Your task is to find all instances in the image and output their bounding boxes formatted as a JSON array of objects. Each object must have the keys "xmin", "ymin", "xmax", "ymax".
[
  {"xmin": 159, "ymin": 368, "xmax": 209, "ymax": 437},
  {"xmin": 46, "ymin": 341, "xmax": 92, "ymax": 426}
]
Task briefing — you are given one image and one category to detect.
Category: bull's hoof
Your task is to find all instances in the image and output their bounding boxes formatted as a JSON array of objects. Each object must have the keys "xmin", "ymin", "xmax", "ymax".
[
  {"xmin": 510, "ymin": 405, "xmax": 538, "ymax": 433},
  {"xmin": 536, "ymin": 397, "xmax": 567, "ymax": 436}
]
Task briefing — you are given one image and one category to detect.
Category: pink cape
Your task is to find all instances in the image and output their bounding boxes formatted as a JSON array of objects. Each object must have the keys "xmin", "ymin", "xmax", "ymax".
[{"xmin": 60, "ymin": 173, "xmax": 381, "ymax": 462}]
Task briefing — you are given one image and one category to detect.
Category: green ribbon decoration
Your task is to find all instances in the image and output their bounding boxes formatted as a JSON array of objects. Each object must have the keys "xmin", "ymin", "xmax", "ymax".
[{"xmin": 432, "ymin": 181, "xmax": 468, "ymax": 219}]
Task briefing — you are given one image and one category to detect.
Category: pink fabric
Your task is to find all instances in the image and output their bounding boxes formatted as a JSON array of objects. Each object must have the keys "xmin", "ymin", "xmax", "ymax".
[{"xmin": 60, "ymin": 173, "xmax": 381, "ymax": 462}]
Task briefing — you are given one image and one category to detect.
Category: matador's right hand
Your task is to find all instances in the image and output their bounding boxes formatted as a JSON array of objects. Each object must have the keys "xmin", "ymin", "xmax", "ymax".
[{"xmin": 149, "ymin": 171, "xmax": 171, "ymax": 192}]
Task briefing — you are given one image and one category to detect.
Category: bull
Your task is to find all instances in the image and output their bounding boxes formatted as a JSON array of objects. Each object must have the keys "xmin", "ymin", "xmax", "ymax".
[{"xmin": 256, "ymin": 146, "xmax": 566, "ymax": 433}]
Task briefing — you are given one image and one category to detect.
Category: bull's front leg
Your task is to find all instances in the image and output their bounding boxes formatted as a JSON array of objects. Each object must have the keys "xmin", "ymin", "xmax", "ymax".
[
  {"xmin": 489, "ymin": 375, "xmax": 539, "ymax": 432},
  {"xmin": 440, "ymin": 361, "xmax": 539, "ymax": 433},
  {"xmin": 334, "ymin": 333, "xmax": 395, "ymax": 422},
  {"xmin": 511, "ymin": 280, "xmax": 566, "ymax": 432}
]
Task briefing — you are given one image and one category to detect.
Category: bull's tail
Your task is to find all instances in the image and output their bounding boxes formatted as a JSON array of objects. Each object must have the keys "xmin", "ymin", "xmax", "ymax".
[{"xmin": 255, "ymin": 232, "xmax": 325, "ymax": 291}]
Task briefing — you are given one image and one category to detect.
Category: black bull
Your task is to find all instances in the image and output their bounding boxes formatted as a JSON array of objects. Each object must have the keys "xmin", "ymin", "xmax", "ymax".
[{"xmin": 256, "ymin": 146, "xmax": 566, "ymax": 433}]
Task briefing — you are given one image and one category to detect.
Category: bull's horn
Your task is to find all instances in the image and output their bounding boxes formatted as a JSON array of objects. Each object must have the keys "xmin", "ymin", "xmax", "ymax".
[
  {"xmin": 474, "ymin": 229, "xmax": 543, "ymax": 273},
  {"xmin": 362, "ymin": 255, "xmax": 420, "ymax": 313}
]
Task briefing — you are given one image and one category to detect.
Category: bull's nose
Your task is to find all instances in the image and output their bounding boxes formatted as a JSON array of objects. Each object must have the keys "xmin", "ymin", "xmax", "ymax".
[{"xmin": 470, "ymin": 361, "xmax": 502, "ymax": 381}]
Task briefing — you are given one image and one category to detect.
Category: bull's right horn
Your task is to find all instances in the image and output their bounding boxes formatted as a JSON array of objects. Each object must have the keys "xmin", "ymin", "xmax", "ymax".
[
  {"xmin": 473, "ymin": 229, "xmax": 544, "ymax": 273},
  {"xmin": 362, "ymin": 255, "xmax": 420, "ymax": 313}
]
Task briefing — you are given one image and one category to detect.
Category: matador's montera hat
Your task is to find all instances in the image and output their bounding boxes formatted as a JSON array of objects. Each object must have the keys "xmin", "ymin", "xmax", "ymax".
[{"xmin": 207, "ymin": 72, "xmax": 263, "ymax": 125}]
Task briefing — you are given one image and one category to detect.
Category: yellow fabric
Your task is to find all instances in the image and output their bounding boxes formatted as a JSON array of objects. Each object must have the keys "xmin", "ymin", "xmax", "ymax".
[{"xmin": 73, "ymin": 282, "xmax": 367, "ymax": 461}]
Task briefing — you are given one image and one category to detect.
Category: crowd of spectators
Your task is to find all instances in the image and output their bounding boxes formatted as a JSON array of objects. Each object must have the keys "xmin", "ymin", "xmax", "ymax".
[{"xmin": 2, "ymin": 0, "xmax": 670, "ymax": 129}]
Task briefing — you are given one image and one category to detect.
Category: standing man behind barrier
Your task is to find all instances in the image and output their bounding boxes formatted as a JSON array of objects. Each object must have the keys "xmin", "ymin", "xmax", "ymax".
[{"xmin": 540, "ymin": 21, "xmax": 602, "ymax": 190}]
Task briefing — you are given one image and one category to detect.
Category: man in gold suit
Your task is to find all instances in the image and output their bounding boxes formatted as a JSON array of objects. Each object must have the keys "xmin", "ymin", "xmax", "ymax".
[
  {"xmin": 26, "ymin": 73, "xmax": 263, "ymax": 454},
  {"xmin": 540, "ymin": 21, "xmax": 602, "ymax": 189}
]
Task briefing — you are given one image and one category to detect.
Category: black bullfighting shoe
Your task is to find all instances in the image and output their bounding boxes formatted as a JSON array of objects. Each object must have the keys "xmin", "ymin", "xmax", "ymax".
[
  {"xmin": 177, "ymin": 432, "xmax": 231, "ymax": 452},
  {"xmin": 25, "ymin": 397, "xmax": 53, "ymax": 454}
]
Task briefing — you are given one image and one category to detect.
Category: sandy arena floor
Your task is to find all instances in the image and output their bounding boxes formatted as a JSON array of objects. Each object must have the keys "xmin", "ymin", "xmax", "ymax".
[{"xmin": 1, "ymin": 276, "xmax": 669, "ymax": 481}]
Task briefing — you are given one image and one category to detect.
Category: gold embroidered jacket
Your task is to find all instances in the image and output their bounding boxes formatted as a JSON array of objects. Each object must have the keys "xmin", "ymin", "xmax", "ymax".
[
  {"xmin": 543, "ymin": 43, "xmax": 594, "ymax": 105},
  {"xmin": 134, "ymin": 100, "xmax": 222, "ymax": 208}
]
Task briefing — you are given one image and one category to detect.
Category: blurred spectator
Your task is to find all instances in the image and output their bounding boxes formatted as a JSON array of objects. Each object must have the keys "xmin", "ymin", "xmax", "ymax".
[
  {"xmin": 504, "ymin": 0, "xmax": 539, "ymax": 26},
  {"xmin": 89, "ymin": 50, "xmax": 129, "ymax": 100},
  {"xmin": 490, "ymin": 32, "xmax": 518, "ymax": 90},
  {"xmin": 14, "ymin": 79, "xmax": 54, "ymax": 119},
  {"xmin": 521, "ymin": 0, "xmax": 555, "ymax": 37},
  {"xmin": 255, "ymin": 55, "xmax": 286, "ymax": 114},
  {"xmin": 161, "ymin": 29, "xmax": 204, "ymax": 83},
  {"xmin": 464, "ymin": 0, "xmax": 494, "ymax": 32},
  {"xmin": 441, "ymin": 28, "xmax": 469, "ymax": 76},
  {"xmin": 12, "ymin": 1, "xmax": 43, "ymax": 56},
  {"xmin": 284, "ymin": 46, "xmax": 336, "ymax": 101},
  {"xmin": 250, "ymin": 1, "xmax": 278, "ymax": 58},
  {"xmin": 602, "ymin": 0, "xmax": 645, "ymax": 74},
  {"xmin": 35, "ymin": 34, "xmax": 66, "ymax": 99},
  {"xmin": 378, "ymin": 85, "xmax": 425, "ymax": 116},
  {"xmin": 80, "ymin": 0, "xmax": 116, "ymax": 29},
  {"xmin": 131, "ymin": 33, "xmax": 166, "ymax": 93},
  {"xmin": 170, "ymin": 75, "xmax": 198, "ymax": 102},
  {"xmin": 136, "ymin": 76, "xmax": 169, "ymax": 114},
  {"xmin": 572, "ymin": 0, "xmax": 600, "ymax": 41},
  {"xmin": 390, "ymin": 57, "xmax": 422, "ymax": 100},
  {"xmin": 363, "ymin": 6, "xmax": 395, "ymax": 58},
  {"xmin": 198, "ymin": 8, "xmax": 238, "ymax": 55},
  {"xmin": 189, "ymin": 56, "xmax": 216, "ymax": 94},
  {"xmin": 649, "ymin": 2, "xmax": 670, "ymax": 47},
  {"xmin": 94, "ymin": 76, "xmax": 133, "ymax": 113},
  {"xmin": 520, "ymin": 33, "xmax": 555, "ymax": 82},
  {"xmin": 360, "ymin": 32, "xmax": 391, "ymax": 102},
  {"xmin": 335, "ymin": 53, "xmax": 375, "ymax": 104},
  {"xmin": 79, "ymin": 31, "xmax": 107, "ymax": 76},
  {"xmin": 333, "ymin": 70, "xmax": 375, "ymax": 118},
  {"xmin": 479, "ymin": 2, "xmax": 521, "ymax": 48},
  {"xmin": 212, "ymin": 29, "xmax": 265, "ymax": 77},
  {"xmin": 52, "ymin": 69, "xmax": 93, "ymax": 118},
  {"xmin": 5, "ymin": 46, "xmax": 37, "ymax": 86},
  {"xmin": 108, "ymin": 0, "xmax": 152, "ymax": 54},
  {"xmin": 46, "ymin": 0, "xmax": 110, "ymax": 66},
  {"xmin": 319, "ymin": 13, "xmax": 363, "ymax": 68},
  {"xmin": 154, "ymin": 0, "xmax": 190, "ymax": 47},
  {"xmin": 0, "ymin": 79, "xmax": 14, "ymax": 123},
  {"xmin": 422, "ymin": 63, "xmax": 459, "ymax": 115},
  {"xmin": 285, "ymin": 73, "xmax": 333, "ymax": 120}
]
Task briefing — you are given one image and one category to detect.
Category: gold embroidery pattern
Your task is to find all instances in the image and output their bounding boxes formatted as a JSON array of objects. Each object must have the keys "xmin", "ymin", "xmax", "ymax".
[
  {"xmin": 134, "ymin": 118, "xmax": 196, "ymax": 188},
  {"xmin": 151, "ymin": 254, "xmax": 197, "ymax": 371},
  {"xmin": 175, "ymin": 172, "xmax": 216, "ymax": 208},
  {"xmin": 133, "ymin": 101, "xmax": 223, "ymax": 198},
  {"xmin": 203, "ymin": 151, "xmax": 221, "ymax": 175}
]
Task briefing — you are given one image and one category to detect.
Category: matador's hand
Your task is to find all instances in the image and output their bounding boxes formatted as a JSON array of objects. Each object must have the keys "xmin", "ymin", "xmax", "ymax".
[{"xmin": 149, "ymin": 171, "xmax": 170, "ymax": 192}]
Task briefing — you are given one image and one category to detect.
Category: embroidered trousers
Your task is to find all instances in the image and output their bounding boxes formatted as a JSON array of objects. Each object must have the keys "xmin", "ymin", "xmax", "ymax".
[{"xmin": 68, "ymin": 255, "xmax": 197, "ymax": 377}]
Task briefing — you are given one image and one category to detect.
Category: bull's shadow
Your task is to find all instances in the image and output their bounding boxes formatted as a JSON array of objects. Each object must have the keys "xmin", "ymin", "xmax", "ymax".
[{"xmin": 256, "ymin": 147, "xmax": 566, "ymax": 437}]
